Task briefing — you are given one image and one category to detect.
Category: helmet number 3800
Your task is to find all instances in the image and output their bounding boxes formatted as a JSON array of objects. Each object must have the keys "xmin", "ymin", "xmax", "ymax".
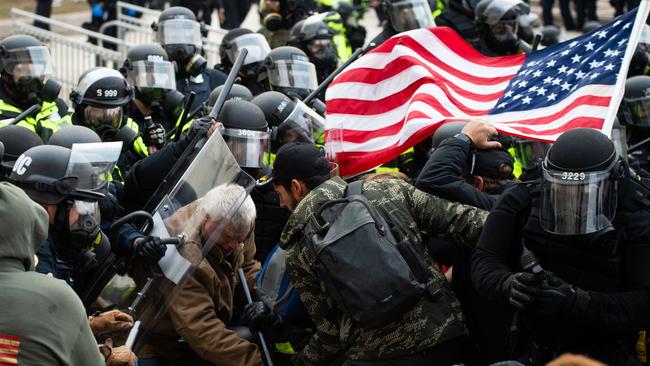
[
  {"xmin": 561, "ymin": 172, "xmax": 586, "ymax": 181},
  {"xmin": 97, "ymin": 89, "xmax": 119, "ymax": 98}
]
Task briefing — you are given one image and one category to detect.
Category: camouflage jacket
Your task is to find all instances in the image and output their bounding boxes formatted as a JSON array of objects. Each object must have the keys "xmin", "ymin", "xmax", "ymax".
[{"xmin": 279, "ymin": 177, "xmax": 488, "ymax": 365}]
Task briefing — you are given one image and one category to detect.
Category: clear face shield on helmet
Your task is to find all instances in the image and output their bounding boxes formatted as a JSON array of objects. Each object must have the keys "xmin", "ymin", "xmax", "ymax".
[
  {"xmin": 2, "ymin": 46, "xmax": 55, "ymax": 97},
  {"xmin": 622, "ymin": 95, "xmax": 650, "ymax": 127},
  {"xmin": 387, "ymin": 0, "xmax": 435, "ymax": 33},
  {"xmin": 66, "ymin": 141, "xmax": 122, "ymax": 194},
  {"xmin": 221, "ymin": 128, "xmax": 270, "ymax": 168},
  {"xmin": 540, "ymin": 160, "xmax": 619, "ymax": 235},
  {"xmin": 156, "ymin": 19, "xmax": 203, "ymax": 48},
  {"xmin": 127, "ymin": 59, "xmax": 176, "ymax": 96},
  {"xmin": 225, "ymin": 33, "xmax": 272, "ymax": 67},
  {"xmin": 277, "ymin": 99, "xmax": 325, "ymax": 145},
  {"xmin": 512, "ymin": 138, "xmax": 550, "ymax": 170},
  {"xmin": 266, "ymin": 59, "xmax": 318, "ymax": 98}
]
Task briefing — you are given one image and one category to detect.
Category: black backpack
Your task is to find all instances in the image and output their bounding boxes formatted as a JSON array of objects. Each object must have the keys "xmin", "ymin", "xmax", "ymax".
[{"xmin": 301, "ymin": 181, "xmax": 432, "ymax": 329}]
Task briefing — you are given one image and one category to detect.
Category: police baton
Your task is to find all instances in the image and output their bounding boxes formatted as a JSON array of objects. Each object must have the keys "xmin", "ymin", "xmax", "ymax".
[
  {"xmin": 302, "ymin": 44, "xmax": 373, "ymax": 106},
  {"xmin": 9, "ymin": 104, "xmax": 41, "ymax": 125},
  {"xmin": 237, "ymin": 268, "xmax": 274, "ymax": 366},
  {"xmin": 142, "ymin": 49, "xmax": 248, "ymax": 214},
  {"xmin": 171, "ymin": 91, "xmax": 196, "ymax": 142}
]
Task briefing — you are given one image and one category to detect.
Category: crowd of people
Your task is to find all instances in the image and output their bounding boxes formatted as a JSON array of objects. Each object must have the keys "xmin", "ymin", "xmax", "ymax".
[{"xmin": 2, "ymin": 0, "xmax": 650, "ymax": 365}]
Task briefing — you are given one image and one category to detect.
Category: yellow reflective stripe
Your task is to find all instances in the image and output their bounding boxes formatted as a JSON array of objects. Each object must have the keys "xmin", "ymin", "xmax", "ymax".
[
  {"xmin": 125, "ymin": 118, "xmax": 140, "ymax": 133},
  {"xmin": 637, "ymin": 331, "xmax": 647, "ymax": 363},
  {"xmin": 264, "ymin": 152, "xmax": 276, "ymax": 166},
  {"xmin": 133, "ymin": 136, "xmax": 149, "ymax": 157},
  {"xmin": 275, "ymin": 342, "xmax": 296, "ymax": 354},
  {"xmin": 507, "ymin": 147, "xmax": 523, "ymax": 178},
  {"xmin": 375, "ymin": 166, "xmax": 400, "ymax": 173},
  {"xmin": 0, "ymin": 99, "xmax": 22, "ymax": 114}
]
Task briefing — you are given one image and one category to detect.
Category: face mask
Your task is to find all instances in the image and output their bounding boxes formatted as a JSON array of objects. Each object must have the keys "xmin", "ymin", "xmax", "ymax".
[
  {"xmin": 165, "ymin": 44, "xmax": 207, "ymax": 77},
  {"xmin": 52, "ymin": 200, "xmax": 101, "ymax": 260}
]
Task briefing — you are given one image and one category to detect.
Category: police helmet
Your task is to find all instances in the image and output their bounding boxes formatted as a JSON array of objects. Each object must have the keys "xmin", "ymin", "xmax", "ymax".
[
  {"xmin": 475, "ymin": 0, "xmax": 529, "ymax": 26},
  {"xmin": 0, "ymin": 35, "xmax": 56, "ymax": 101},
  {"xmin": 219, "ymin": 28, "xmax": 271, "ymax": 75},
  {"xmin": 206, "ymin": 84, "xmax": 253, "ymax": 112},
  {"xmin": 71, "ymin": 67, "xmax": 133, "ymax": 108},
  {"xmin": 431, "ymin": 121, "xmax": 468, "ymax": 148},
  {"xmin": 381, "ymin": 0, "xmax": 435, "ymax": 33},
  {"xmin": 621, "ymin": 75, "xmax": 650, "ymax": 128},
  {"xmin": 48, "ymin": 126, "xmax": 102, "ymax": 149},
  {"xmin": 219, "ymin": 100, "xmax": 270, "ymax": 168},
  {"xmin": 0, "ymin": 125, "xmax": 42, "ymax": 162},
  {"xmin": 121, "ymin": 44, "xmax": 180, "ymax": 107},
  {"xmin": 260, "ymin": 46, "xmax": 318, "ymax": 99},
  {"xmin": 540, "ymin": 128, "xmax": 623, "ymax": 235},
  {"xmin": 153, "ymin": 7, "xmax": 205, "ymax": 76},
  {"xmin": 541, "ymin": 25, "xmax": 560, "ymax": 46}
]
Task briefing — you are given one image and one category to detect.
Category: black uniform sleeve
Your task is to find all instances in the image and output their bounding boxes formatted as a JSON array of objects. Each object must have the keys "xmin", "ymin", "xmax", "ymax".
[
  {"xmin": 54, "ymin": 97, "xmax": 69, "ymax": 115},
  {"xmin": 415, "ymin": 137, "xmax": 497, "ymax": 211},
  {"xmin": 470, "ymin": 184, "xmax": 532, "ymax": 303},
  {"xmin": 208, "ymin": 68, "xmax": 228, "ymax": 90}
]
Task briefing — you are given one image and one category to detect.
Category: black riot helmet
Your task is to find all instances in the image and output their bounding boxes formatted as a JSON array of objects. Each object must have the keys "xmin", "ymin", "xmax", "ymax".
[
  {"xmin": 219, "ymin": 28, "xmax": 271, "ymax": 79},
  {"xmin": 621, "ymin": 75, "xmax": 650, "ymax": 128},
  {"xmin": 289, "ymin": 13, "xmax": 339, "ymax": 80},
  {"xmin": 152, "ymin": 7, "xmax": 206, "ymax": 77},
  {"xmin": 431, "ymin": 121, "xmax": 467, "ymax": 148},
  {"xmin": 260, "ymin": 46, "xmax": 318, "ymax": 99},
  {"xmin": 0, "ymin": 35, "xmax": 61, "ymax": 105},
  {"xmin": 121, "ymin": 44, "xmax": 185, "ymax": 115},
  {"xmin": 381, "ymin": 0, "xmax": 435, "ymax": 33},
  {"xmin": 252, "ymin": 91, "xmax": 325, "ymax": 152},
  {"xmin": 205, "ymin": 84, "xmax": 253, "ymax": 114},
  {"xmin": 540, "ymin": 25, "xmax": 560, "ymax": 47},
  {"xmin": 0, "ymin": 125, "xmax": 42, "ymax": 175},
  {"xmin": 219, "ymin": 99, "xmax": 270, "ymax": 169},
  {"xmin": 475, "ymin": 0, "xmax": 529, "ymax": 55},
  {"xmin": 70, "ymin": 67, "xmax": 133, "ymax": 140},
  {"xmin": 8, "ymin": 144, "xmax": 107, "ymax": 260},
  {"xmin": 48, "ymin": 125, "xmax": 102, "ymax": 149},
  {"xmin": 628, "ymin": 46, "xmax": 649, "ymax": 78},
  {"xmin": 540, "ymin": 128, "xmax": 624, "ymax": 236}
]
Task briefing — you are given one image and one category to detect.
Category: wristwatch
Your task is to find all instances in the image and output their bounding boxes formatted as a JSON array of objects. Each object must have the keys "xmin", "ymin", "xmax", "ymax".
[{"xmin": 453, "ymin": 132, "xmax": 474, "ymax": 147}]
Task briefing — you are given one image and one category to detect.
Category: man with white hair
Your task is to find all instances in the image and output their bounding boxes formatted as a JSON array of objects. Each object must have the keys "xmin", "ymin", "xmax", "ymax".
[{"xmin": 138, "ymin": 184, "xmax": 263, "ymax": 366}]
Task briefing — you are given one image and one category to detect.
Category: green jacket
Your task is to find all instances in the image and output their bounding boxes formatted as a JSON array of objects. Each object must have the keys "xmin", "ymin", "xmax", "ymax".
[
  {"xmin": 0, "ymin": 182, "xmax": 105, "ymax": 366},
  {"xmin": 280, "ymin": 177, "xmax": 488, "ymax": 365}
]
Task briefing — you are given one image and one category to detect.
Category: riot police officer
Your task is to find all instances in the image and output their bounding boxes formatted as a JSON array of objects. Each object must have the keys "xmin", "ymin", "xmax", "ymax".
[
  {"xmin": 620, "ymin": 75, "xmax": 650, "ymax": 175},
  {"xmin": 434, "ymin": 0, "xmax": 479, "ymax": 48},
  {"xmin": 258, "ymin": 0, "xmax": 312, "ymax": 49},
  {"xmin": 0, "ymin": 125, "xmax": 42, "ymax": 176},
  {"xmin": 70, "ymin": 67, "xmax": 151, "ymax": 179},
  {"xmin": 370, "ymin": 0, "xmax": 435, "ymax": 47},
  {"xmin": 474, "ymin": 0, "xmax": 530, "ymax": 56},
  {"xmin": 259, "ymin": 46, "xmax": 319, "ymax": 100},
  {"xmin": 471, "ymin": 128, "xmax": 650, "ymax": 365},
  {"xmin": 152, "ymin": 6, "xmax": 227, "ymax": 112},
  {"xmin": 202, "ymin": 84, "xmax": 253, "ymax": 116},
  {"xmin": 217, "ymin": 28, "xmax": 271, "ymax": 95},
  {"xmin": 120, "ymin": 44, "xmax": 188, "ymax": 140},
  {"xmin": 289, "ymin": 14, "xmax": 341, "ymax": 83},
  {"xmin": 0, "ymin": 35, "xmax": 70, "ymax": 142}
]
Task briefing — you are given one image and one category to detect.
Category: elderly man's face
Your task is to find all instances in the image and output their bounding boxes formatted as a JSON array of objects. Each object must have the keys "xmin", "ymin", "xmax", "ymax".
[{"xmin": 203, "ymin": 217, "xmax": 250, "ymax": 256}]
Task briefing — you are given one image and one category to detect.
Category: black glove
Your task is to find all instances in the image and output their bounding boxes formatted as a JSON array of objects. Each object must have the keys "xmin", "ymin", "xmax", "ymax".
[
  {"xmin": 143, "ymin": 122, "xmax": 166, "ymax": 148},
  {"xmin": 534, "ymin": 273, "xmax": 590, "ymax": 316},
  {"xmin": 501, "ymin": 272, "xmax": 540, "ymax": 310},
  {"xmin": 242, "ymin": 301, "xmax": 279, "ymax": 331},
  {"xmin": 185, "ymin": 116, "xmax": 214, "ymax": 141},
  {"xmin": 134, "ymin": 236, "xmax": 167, "ymax": 263}
]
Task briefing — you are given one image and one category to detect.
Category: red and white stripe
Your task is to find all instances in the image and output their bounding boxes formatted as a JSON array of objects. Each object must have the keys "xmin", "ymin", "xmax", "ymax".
[{"xmin": 324, "ymin": 26, "xmax": 622, "ymax": 177}]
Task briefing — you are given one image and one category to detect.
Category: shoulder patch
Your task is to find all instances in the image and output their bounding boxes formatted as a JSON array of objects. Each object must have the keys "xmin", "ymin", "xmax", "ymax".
[{"xmin": 0, "ymin": 333, "xmax": 20, "ymax": 365}]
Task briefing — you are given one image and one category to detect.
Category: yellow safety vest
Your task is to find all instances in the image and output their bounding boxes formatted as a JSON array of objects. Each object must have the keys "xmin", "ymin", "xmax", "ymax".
[
  {"xmin": 323, "ymin": 11, "xmax": 353, "ymax": 62},
  {"xmin": 507, "ymin": 146, "xmax": 523, "ymax": 178},
  {"xmin": 168, "ymin": 110, "xmax": 194, "ymax": 142},
  {"xmin": 375, "ymin": 147, "xmax": 415, "ymax": 174},
  {"xmin": 0, "ymin": 99, "xmax": 72, "ymax": 142},
  {"xmin": 124, "ymin": 118, "xmax": 149, "ymax": 157}
]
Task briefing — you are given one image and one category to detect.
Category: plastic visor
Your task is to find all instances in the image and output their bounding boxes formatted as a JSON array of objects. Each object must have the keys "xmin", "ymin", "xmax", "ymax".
[
  {"xmin": 2, "ymin": 46, "xmax": 54, "ymax": 78},
  {"xmin": 66, "ymin": 142, "xmax": 122, "ymax": 192},
  {"xmin": 225, "ymin": 33, "xmax": 271, "ymax": 66},
  {"xmin": 540, "ymin": 166, "xmax": 617, "ymax": 235},
  {"xmin": 267, "ymin": 60, "xmax": 318, "ymax": 91},
  {"xmin": 127, "ymin": 61, "xmax": 176, "ymax": 90},
  {"xmin": 157, "ymin": 19, "xmax": 203, "ymax": 47},
  {"xmin": 623, "ymin": 95, "xmax": 650, "ymax": 127},
  {"xmin": 388, "ymin": 0, "xmax": 435, "ymax": 32},
  {"xmin": 278, "ymin": 99, "xmax": 325, "ymax": 145},
  {"xmin": 84, "ymin": 106, "xmax": 123, "ymax": 130},
  {"xmin": 512, "ymin": 139, "xmax": 550, "ymax": 170},
  {"xmin": 69, "ymin": 200, "xmax": 101, "ymax": 232},
  {"xmin": 221, "ymin": 128, "xmax": 270, "ymax": 168},
  {"xmin": 95, "ymin": 132, "xmax": 255, "ymax": 352}
]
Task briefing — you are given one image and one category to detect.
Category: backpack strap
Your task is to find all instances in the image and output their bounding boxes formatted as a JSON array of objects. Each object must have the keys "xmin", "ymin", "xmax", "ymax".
[{"xmin": 345, "ymin": 181, "xmax": 364, "ymax": 197}]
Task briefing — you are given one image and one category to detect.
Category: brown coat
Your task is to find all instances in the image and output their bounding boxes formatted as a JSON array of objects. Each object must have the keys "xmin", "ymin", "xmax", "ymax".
[{"xmin": 139, "ymin": 201, "xmax": 263, "ymax": 366}]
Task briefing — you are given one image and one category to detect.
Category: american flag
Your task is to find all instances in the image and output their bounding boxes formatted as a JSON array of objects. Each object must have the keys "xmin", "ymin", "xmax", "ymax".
[{"xmin": 324, "ymin": 5, "xmax": 650, "ymax": 177}]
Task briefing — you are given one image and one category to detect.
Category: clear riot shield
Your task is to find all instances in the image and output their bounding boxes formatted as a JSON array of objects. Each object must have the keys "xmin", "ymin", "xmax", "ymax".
[
  {"xmin": 67, "ymin": 141, "xmax": 122, "ymax": 193},
  {"xmin": 93, "ymin": 132, "xmax": 256, "ymax": 352}
]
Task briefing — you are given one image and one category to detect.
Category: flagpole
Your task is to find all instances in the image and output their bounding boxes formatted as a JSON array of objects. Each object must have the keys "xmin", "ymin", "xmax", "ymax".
[{"xmin": 602, "ymin": 1, "xmax": 650, "ymax": 137}]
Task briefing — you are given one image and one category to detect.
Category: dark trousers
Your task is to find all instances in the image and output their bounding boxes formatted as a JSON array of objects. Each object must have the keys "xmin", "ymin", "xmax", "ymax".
[
  {"xmin": 34, "ymin": 0, "xmax": 53, "ymax": 31},
  {"xmin": 575, "ymin": 0, "xmax": 598, "ymax": 29},
  {"xmin": 542, "ymin": 0, "xmax": 576, "ymax": 29},
  {"xmin": 341, "ymin": 338, "xmax": 463, "ymax": 366}
]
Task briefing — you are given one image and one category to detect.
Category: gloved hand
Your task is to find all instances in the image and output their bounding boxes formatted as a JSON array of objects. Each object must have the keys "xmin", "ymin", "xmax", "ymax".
[
  {"xmin": 99, "ymin": 338, "xmax": 138, "ymax": 366},
  {"xmin": 501, "ymin": 272, "xmax": 540, "ymax": 310},
  {"xmin": 133, "ymin": 236, "xmax": 167, "ymax": 263},
  {"xmin": 185, "ymin": 116, "xmax": 216, "ymax": 141},
  {"xmin": 91, "ymin": 4, "xmax": 104, "ymax": 18},
  {"xmin": 142, "ymin": 122, "xmax": 166, "ymax": 148},
  {"xmin": 89, "ymin": 310, "xmax": 134, "ymax": 337},
  {"xmin": 534, "ymin": 273, "xmax": 590, "ymax": 316},
  {"xmin": 242, "ymin": 301, "xmax": 279, "ymax": 331}
]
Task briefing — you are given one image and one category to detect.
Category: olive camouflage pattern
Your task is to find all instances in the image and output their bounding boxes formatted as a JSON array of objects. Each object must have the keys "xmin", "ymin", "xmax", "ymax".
[{"xmin": 279, "ymin": 176, "xmax": 489, "ymax": 365}]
